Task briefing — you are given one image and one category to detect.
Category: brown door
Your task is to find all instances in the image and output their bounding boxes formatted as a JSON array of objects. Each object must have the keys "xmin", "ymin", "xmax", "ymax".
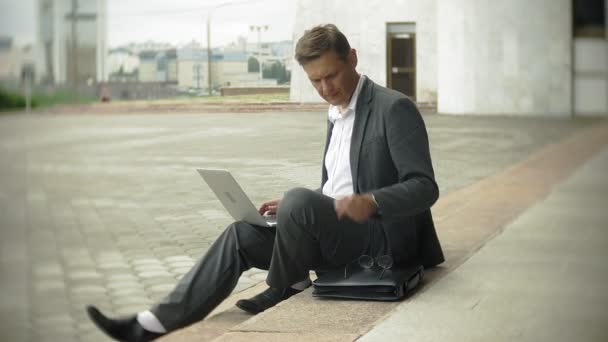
[{"xmin": 387, "ymin": 33, "xmax": 416, "ymax": 100}]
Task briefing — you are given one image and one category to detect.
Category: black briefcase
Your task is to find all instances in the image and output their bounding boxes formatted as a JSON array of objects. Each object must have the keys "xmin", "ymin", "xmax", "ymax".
[{"xmin": 312, "ymin": 264, "xmax": 424, "ymax": 301}]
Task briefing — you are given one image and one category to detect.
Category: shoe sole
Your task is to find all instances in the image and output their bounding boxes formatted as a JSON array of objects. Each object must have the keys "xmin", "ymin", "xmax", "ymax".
[{"xmin": 235, "ymin": 300, "xmax": 264, "ymax": 315}]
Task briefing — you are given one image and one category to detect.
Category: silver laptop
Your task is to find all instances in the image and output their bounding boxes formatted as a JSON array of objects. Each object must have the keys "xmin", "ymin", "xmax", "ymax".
[{"xmin": 197, "ymin": 169, "xmax": 277, "ymax": 227}]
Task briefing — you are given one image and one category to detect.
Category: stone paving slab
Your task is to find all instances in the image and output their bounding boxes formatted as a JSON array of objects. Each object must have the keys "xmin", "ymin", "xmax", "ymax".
[
  {"xmin": 0, "ymin": 111, "xmax": 600, "ymax": 341},
  {"xmin": 360, "ymin": 146, "xmax": 608, "ymax": 342}
]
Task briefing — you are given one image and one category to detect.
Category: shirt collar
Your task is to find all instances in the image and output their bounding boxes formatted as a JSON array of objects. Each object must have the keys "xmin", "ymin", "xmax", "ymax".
[{"xmin": 328, "ymin": 74, "xmax": 366, "ymax": 123}]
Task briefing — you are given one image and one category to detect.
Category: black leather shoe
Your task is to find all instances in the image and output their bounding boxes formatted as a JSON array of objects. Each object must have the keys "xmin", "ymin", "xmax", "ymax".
[
  {"xmin": 86, "ymin": 305, "xmax": 164, "ymax": 342},
  {"xmin": 235, "ymin": 287, "xmax": 301, "ymax": 314}
]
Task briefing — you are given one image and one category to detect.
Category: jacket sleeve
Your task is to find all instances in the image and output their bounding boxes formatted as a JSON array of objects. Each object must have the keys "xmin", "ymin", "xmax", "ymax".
[{"xmin": 370, "ymin": 98, "xmax": 439, "ymax": 221}]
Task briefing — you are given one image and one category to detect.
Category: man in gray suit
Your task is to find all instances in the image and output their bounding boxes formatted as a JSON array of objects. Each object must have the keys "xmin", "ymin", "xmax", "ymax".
[{"xmin": 86, "ymin": 24, "xmax": 444, "ymax": 342}]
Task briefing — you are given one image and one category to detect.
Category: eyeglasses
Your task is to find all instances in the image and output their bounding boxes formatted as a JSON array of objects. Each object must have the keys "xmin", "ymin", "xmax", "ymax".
[{"xmin": 344, "ymin": 254, "xmax": 394, "ymax": 280}]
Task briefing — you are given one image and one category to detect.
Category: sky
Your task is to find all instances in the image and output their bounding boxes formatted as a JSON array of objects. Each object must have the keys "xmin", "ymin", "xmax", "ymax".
[{"xmin": 0, "ymin": 0, "xmax": 296, "ymax": 47}]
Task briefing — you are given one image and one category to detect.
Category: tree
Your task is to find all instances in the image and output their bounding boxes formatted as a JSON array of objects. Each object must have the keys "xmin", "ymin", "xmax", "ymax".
[
  {"xmin": 248, "ymin": 57, "xmax": 260, "ymax": 73},
  {"xmin": 262, "ymin": 61, "xmax": 290, "ymax": 84}
]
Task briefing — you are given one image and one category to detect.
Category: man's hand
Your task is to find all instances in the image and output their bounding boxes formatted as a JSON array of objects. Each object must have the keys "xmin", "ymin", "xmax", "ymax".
[
  {"xmin": 258, "ymin": 198, "xmax": 281, "ymax": 216},
  {"xmin": 334, "ymin": 194, "xmax": 377, "ymax": 223}
]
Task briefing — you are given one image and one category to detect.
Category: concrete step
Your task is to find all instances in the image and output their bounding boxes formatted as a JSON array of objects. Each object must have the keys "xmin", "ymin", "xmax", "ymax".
[
  {"xmin": 162, "ymin": 122, "xmax": 608, "ymax": 341},
  {"xmin": 157, "ymin": 282, "xmax": 268, "ymax": 342}
]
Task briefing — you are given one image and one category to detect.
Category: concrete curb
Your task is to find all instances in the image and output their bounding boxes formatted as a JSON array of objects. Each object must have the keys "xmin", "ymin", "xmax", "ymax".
[
  {"xmin": 157, "ymin": 282, "xmax": 268, "ymax": 341},
  {"xmin": 44, "ymin": 102, "xmax": 330, "ymax": 114}
]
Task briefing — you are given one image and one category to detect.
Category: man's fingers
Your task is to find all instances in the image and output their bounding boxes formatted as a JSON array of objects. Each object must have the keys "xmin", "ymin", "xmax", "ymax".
[
  {"xmin": 334, "ymin": 195, "xmax": 372, "ymax": 223},
  {"xmin": 258, "ymin": 203, "xmax": 269, "ymax": 214},
  {"xmin": 259, "ymin": 199, "xmax": 280, "ymax": 214},
  {"xmin": 335, "ymin": 201, "xmax": 346, "ymax": 220},
  {"xmin": 336, "ymin": 210, "xmax": 344, "ymax": 219},
  {"xmin": 259, "ymin": 203, "xmax": 280, "ymax": 215}
]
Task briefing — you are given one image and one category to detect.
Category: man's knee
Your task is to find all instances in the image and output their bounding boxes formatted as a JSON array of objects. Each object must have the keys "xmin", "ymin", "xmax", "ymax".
[
  {"xmin": 277, "ymin": 187, "xmax": 318, "ymax": 226},
  {"xmin": 279, "ymin": 187, "xmax": 317, "ymax": 214}
]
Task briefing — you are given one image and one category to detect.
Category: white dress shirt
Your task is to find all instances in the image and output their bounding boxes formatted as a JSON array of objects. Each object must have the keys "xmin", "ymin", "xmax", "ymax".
[{"xmin": 322, "ymin": 75, "xmax": 366, "ymax": 199}]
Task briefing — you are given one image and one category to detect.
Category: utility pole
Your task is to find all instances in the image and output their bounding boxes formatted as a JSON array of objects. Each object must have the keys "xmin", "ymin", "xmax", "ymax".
[
  {"xmin": 71, "ymin": 0, "xmax": 78, "ymax": 87},
  {"xmin": 204, "ymin": 1, "xmax": 238, "ymax": 96},
  {"xmin": 250, "ymin": 25, "xmax": 268, "ymax": 85},
  {"xmin": 23, "ymin": 66, "xmax": 33, "ymax": 113},
  {"xmin": 194, "ymin": 64, "xmax": 202, "ymax": 89},
  {"xmin": 206, "ymin": 15, "xmax": 212, "ymax": 95}
]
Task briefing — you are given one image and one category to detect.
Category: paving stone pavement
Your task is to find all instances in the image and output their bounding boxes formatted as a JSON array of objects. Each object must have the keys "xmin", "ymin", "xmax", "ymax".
[{"xmin": 0, "ymin": 110, "xmax": 598, "ymax": 342}]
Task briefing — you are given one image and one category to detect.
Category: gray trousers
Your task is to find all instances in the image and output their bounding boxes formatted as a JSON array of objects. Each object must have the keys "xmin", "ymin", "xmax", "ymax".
[{"xmin": 150, "ymin": 187, "xmax": 388, "ymax": 331}]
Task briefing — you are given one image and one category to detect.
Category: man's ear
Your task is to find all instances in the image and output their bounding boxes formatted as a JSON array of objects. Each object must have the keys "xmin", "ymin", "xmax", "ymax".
[{"xmin": 349, "ymin": 49, "xmax": 358, "ymax": 68}]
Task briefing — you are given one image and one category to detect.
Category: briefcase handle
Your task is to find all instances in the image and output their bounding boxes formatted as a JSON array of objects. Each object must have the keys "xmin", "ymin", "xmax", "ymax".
[{"xmin": 405, "ymin": 266, "xmax": 424, "ymax": 294}]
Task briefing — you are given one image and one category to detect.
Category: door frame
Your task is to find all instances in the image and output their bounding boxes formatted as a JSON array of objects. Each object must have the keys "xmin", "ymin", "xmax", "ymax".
[{"xmin": 386, "ymin": 22, "xmax": 417, "ymax": 100}]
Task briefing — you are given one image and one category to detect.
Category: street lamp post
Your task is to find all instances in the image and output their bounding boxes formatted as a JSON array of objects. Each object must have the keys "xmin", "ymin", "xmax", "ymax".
[
  {"xmin": 205, "ymin": 1, "xmax": 238, "ymax": 96},
  {"xmin": 250, "ymin": 25, "xmax": 268, "ymax": 84}
]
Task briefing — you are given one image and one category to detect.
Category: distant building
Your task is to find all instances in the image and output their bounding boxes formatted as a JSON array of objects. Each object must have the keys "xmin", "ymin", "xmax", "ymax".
[
  {"xmin": 246, "ymin": 42, "xmax": 273, "ymax": 71},
  {"xmin": 107, "ymin": 47, "xmax": 139, "ymax": 82},
  {"xmin": 291, "ymin": 0, "xmax": 608, "ymax": 117},
  {"xmin": 0, "ymin": 37, "xmax": 36, "ymax": 86},
  {"xmin": 218, "ymin": 51, "xmax": 274, "ymax": 87},
  {"xmin": 177, "ymin": 42, "xmax": 274, "ymax": 92},
  {"xmin": 37, "ymin": 0, "xmax": 107, "ymax": 85},
  {"xmin": 137, "ymin": 50, "xmax": 156, "ymax": 82},
  {"xmin": 268, "ymin": 40, "xmax": 293, "ymax": 60},
  {"xmin": 224, "ymin": 36, "xmax": 248, "ymax": 53},
  {"xmin": 122, "ymin": 41, "xmax": 173, "ymax": 55},
  {"xmin": 177, "ymin": 44, "xmax": 211, "ymax": 90},
  {"xmin": 138, "ymin": 49, "xmax": 177, "ymax": 83}
]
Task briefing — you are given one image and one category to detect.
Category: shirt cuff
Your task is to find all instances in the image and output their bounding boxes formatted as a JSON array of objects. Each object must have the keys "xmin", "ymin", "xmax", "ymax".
[{"xmin": 370, "ymin": 193, "xmax": 381, "ymax": 214}]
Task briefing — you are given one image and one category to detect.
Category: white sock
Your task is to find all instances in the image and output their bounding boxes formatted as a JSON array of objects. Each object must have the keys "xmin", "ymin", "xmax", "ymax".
[
  {"xmin": 136, "ymin": 310, "xmax": 167, "ymax": 334},
  {"xmin": 136, "ymin": 279, "xmax": 310, "ymax": 333},
  {"xmin": 290, "ymin": 277, "xmax": 311, "ymax": 291}
]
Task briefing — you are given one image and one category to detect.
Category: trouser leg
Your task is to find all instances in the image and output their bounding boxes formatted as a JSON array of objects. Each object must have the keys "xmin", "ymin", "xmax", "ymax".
[
  {"xmin": 267, "ymin": 187, "xmax": 376, "ymax": 288},
  {"xmin": 150, "ymin": 221, "xmax": 275, "ymax": 331}
]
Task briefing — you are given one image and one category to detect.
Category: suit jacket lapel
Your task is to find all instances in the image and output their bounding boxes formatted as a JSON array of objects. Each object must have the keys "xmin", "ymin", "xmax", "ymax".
[
  {"xmin": 321, "ymin": 120, "xmax": 333, "ymax": 186},
  {"xmin": 350, "ymin": 78, "xmax": 373, "ymax": 194}
]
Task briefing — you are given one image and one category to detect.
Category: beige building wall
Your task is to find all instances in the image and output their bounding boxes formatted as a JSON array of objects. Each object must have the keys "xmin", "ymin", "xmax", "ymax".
[
  {"xmin": 139, "ymin": 62, "xmax": 157, "ymax": 82},
  {"xmin": 0, "ymin": 47, "xmax": 22, "ymax": 81},
  {"xmin": 0, "ymin": 43, "xmax": 36, "ymax": 84},
  {"xmin": 178, "ymin": 60, "xmax": 254, "ymax": 89},
  {"xmin": 214, "ymin": 61, "xmax": 249, "ymax": 87},
  {"xmin": 177, "ymin": 60, "xmax": 222, "ymax": 89},
  {"xmin": 177, "ymin": 60, "xmax": 207, "ymax": 89},
  {"xmin": 437, "ymin": 0, "xmax": 572, "ymax": 116}
]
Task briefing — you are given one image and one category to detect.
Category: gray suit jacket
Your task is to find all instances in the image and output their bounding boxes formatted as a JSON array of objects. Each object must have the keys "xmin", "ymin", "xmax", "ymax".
[{"xmin": 321, "ymin": 77, "xmax": 444, "ymax": 268}]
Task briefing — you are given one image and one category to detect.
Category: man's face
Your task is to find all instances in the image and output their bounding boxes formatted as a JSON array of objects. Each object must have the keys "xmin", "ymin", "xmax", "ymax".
[{"xmin": 302, "ymin": 50, "xmax": 359, "ymax": 108}]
